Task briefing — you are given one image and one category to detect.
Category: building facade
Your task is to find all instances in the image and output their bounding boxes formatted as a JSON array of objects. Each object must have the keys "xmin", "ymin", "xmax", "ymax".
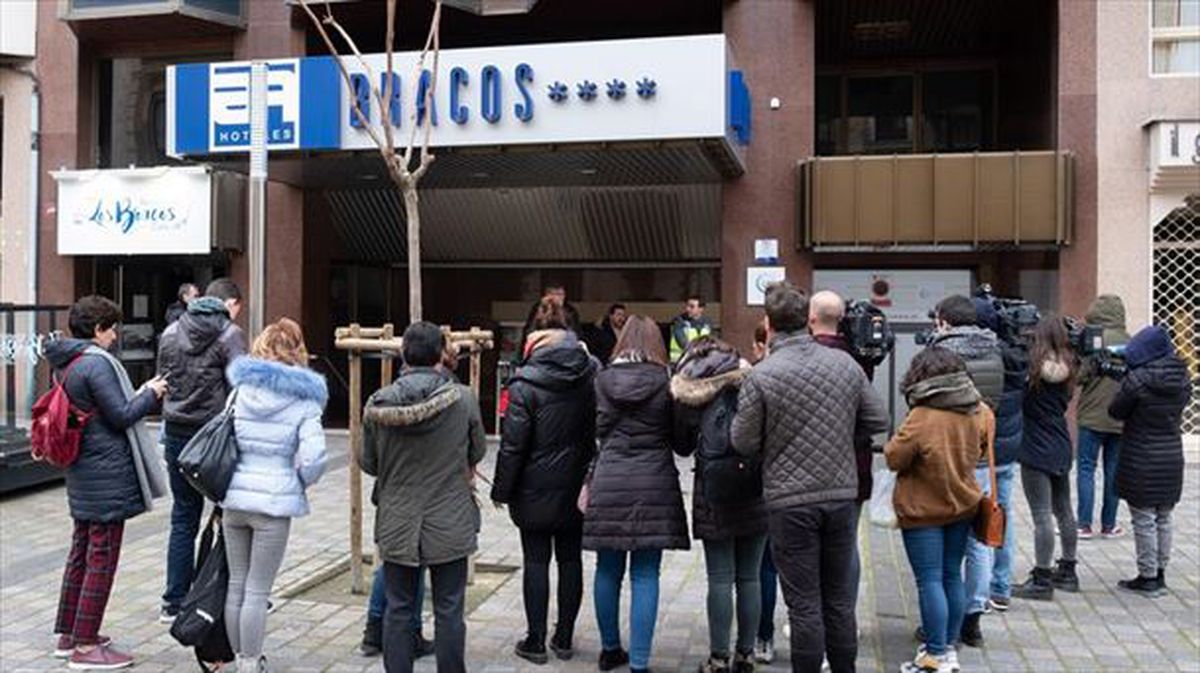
[{"xmin": 29, "ymin": 0, "xmax": 1199, "ymax": 430}]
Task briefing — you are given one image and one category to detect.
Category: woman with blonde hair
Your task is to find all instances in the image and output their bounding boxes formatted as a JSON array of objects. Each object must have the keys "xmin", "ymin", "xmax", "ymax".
[{"xmin": 222, "ymin": 318, "xmax": 329, "ymax": 673}]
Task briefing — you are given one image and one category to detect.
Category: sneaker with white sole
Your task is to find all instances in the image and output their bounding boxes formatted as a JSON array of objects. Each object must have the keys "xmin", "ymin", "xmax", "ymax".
[
  {"xmin": 54, "ymin": 635, "xmax": 111, "ymax": 659},
  {"xmin": 158, "ymin": 607, "xmax": 178, "ymax": 624},
  {"xmin": 1101, "ymin": 525, "xmax": 1125, "ymax": 539},
  {"xmin": 754, "ymin": 638, "xmax": 774, "ymax": 664},
  {"xmin": 67, "ymin": 644, "xmax": 134, "ymax": 670}
]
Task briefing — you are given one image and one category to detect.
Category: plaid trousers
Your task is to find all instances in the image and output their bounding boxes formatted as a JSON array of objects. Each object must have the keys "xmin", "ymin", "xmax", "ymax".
[{"xmin": 55, "ymin": 519, "xmax": 125, "ymax": 644}]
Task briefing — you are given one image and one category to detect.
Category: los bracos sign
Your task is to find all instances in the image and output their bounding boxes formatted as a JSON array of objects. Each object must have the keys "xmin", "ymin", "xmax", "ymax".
[{"xmin": 52, "ymin": 166, "xmax": 212, "ymax": 256}]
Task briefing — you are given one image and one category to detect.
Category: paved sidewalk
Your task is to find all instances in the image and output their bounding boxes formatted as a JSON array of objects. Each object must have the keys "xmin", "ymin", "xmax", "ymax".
[{"xmin": 2, "ymin": 435, "xmax": 1197, "ymax": 672}]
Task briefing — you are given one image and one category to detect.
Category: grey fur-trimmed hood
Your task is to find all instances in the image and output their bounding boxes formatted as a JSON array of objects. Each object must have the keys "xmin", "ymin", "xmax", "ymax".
[
  {"xmin": 670, "ymin": 362, "xmax": 750, "ymax": 407},
  {"xmin": 365, "ymin": 369, "xmax": 463, "ymax": 429}
]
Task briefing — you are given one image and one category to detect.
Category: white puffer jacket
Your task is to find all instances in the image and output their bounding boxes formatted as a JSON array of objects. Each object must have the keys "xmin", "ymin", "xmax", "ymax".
[{"xmin": 222, "ymin": 357, "xmax": 329, "ymax": 518}]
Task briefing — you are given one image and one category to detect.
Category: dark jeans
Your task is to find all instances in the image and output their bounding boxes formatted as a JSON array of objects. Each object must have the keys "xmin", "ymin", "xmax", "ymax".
[
  {"xmin": 162, "ymin": 424, "xmax": 205, "ymax": 610},
  {"xmin": 769, "ymin": 500, "xmax": 859, "ymax": 673},
  {"xmin": 703, "ymin": 534, "xmax": 767, "ymax": 656},
  {"xmin": 520, "ymin": 528, "xmax": 583, "ymax": 643},
  {"xmin": 758, "ymin": 544, "xmax": 778, "ymax": 642},
  {"xmin": 368, "ymin": 563, "xmax": 424, "ymax": 633},
  {"xmin": 383, "ymin": 559, "xmax": 467, "ymax": 673},
  {"xmin": 1076, "ymin": 428, "xmax": 1122, "ymax": 530},
  {"xmin": 1021, "ymin": 465, "xmax": 1078, "ymax": 569},
  {"xmin": 901, "ymin": 520, "xmax": 971, "ymax": 657}
]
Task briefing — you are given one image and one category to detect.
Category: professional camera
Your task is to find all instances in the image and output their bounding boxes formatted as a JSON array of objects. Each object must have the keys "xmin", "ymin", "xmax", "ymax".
[
  {"xmin": 839, "ymin": 299, "xmax": 896, "ymax": 367},
  {"xmin": 1066, "ymin": 317, "xmax": 1128, "ymax": 379},
  {"xmin": 973, "ymin": 284, "xmax": 1040, "ymax": 347}
]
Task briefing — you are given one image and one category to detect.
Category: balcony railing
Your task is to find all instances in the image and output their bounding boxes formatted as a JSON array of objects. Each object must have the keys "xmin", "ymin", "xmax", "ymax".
[{"xmin": 797, "ymin": 150, "xmax": 1074, "ymax": 249}]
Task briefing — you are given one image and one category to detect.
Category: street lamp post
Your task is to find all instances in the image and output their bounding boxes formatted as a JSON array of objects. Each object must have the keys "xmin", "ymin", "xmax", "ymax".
[{"xmin": 248, "ymin": 61, "xmax": 268, "ymax": 338}]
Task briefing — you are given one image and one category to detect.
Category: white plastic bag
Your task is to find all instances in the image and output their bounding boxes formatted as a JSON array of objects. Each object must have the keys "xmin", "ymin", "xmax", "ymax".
[{"xmin": 868, "ymin": 469, "xmax": 898, "ymax": 529}]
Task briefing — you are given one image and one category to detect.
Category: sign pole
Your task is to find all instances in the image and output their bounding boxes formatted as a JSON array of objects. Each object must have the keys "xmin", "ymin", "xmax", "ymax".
[{"xmin": 248, "ymin": 61, "xmax": 268, "ymax": 338}]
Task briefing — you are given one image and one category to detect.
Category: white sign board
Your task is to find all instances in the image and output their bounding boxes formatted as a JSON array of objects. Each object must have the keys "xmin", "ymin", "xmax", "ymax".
[
  {"xmin": 339, "ymin": 34, "xmax": 728, "ymax": 150},
  {"xmin": 747, "ymin": 266, "xmax": 787, "ymax": 306},
  {"xmin": 812, "ymin": 269, "xmax": 974, "ymax": 322},
  {"xmin": 53, "ymin": 167, "xmax": 213, "ymax": 256},
  {"xmin": 1152, "ymin": 120, "xmax": 1200, "ymax": 168}
]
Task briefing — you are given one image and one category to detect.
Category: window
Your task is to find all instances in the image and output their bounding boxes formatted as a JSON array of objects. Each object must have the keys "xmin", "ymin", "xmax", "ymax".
[
  {"xmin": 846, "ymin": 76, "xmax": 913, "ymax": 155},
  {"xmin": 922, "ymin": 70, "xmax": 993, "ymax": 152},
  {"xmin": 1152, "ymin": 0, "xmax": 1200, "ymax": 75}
]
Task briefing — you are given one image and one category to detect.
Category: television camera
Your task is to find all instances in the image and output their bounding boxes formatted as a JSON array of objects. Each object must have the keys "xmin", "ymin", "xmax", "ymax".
[
  {"xmin": 1065, "ymin": 317, "xmax": 1128, "ymax": 379},
  {"xmin": 839, "ymin": 299, "xmax": 896, "ymax": 367}
]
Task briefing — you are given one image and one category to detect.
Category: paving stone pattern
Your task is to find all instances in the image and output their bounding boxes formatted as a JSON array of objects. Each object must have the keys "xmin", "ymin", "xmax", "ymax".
[{"xmin": 2, "ymin": 436, "xmax": 1197, "ymax": 672}]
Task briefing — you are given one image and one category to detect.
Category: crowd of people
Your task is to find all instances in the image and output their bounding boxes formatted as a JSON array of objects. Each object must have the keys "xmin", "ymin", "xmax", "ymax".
[{"xmin": 41, "ymin": 277, "xmax": 1193, "ymax": 673}]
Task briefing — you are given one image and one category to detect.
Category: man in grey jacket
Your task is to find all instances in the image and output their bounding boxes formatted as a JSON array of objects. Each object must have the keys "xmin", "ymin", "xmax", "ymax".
[
  {"xmin": 732, "ymin": 282, "xmax": 888, "ymax": 673},
  {"xmin": 363, "ymin": 322, "xmax": 487, "ymax": 673},
  {"xmin": 926, "ymin": 295, "xmax": 1004, "ymax": 410},
  {"xmin": 155, "ymin": 278, "xmax": 247, "ymax": 621}
]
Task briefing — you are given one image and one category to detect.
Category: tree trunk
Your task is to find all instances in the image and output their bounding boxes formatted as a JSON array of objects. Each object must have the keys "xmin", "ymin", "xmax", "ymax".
[{"xmin": 403, "ymin": 183, "xmax": 422, "ymax": 322}]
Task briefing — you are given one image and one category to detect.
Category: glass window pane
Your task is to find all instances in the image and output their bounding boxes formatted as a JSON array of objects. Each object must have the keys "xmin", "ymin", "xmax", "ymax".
[
  {"xmin": 1154, "ymin": 39, "xmax": 1200, "ymax": 73},
  {"xmin": 1154, "ymin": 0, "xmax": 1179, "ymax": 27},
  {"xmin": 1182, "ymin": 0, "xmax": 1200, "ymax": 26},
  {"xmin": 846, "ymin": 76, "xmax": 913, "ymax": 154},
  {"xmin": 183, "ymin": 0, "xmax": 241, "ymax": 18},
  {"xmin": 816, "ymin": 75, "xmax": 841, "ymax": 155},
  {"xmin": 922, "ymin": 70, "xmax": 993, "ymax": 152}
]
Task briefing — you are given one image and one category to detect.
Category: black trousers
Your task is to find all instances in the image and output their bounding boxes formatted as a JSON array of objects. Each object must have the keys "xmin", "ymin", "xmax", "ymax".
[
  {"xmin": 383, "ymin": 558, "xmax": 468, "ymax": 673},
  {"xmin": 769, "ymin": 500, "xmax": 859, "ymax": 673},
  {"xmin": 520, "ymin": 528, "xmax": 584, "ymax": 643}
]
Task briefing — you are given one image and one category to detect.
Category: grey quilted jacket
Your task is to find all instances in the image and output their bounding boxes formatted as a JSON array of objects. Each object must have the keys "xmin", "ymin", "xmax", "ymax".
[
  {"xmin": 926, "ymin": 326, "xmax": 1004, "ymax": 410},
  {"xmin": 731, "ymin": 333, "xmax": 888, "ymax": 510}
]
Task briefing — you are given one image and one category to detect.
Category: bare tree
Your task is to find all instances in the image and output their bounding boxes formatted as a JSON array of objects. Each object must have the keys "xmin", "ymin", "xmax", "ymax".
[{"xmin": 297, "ymin": 0, "xmax": 442, "ymax": 323}]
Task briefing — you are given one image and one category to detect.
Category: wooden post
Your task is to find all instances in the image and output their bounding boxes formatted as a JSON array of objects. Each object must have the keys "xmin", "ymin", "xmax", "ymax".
[
  {"xmin": 468, "ymin": 327, "xmax": 482, "ymax": 400},
  {"xmin": 348, "ymin": 324, "xmax": 365, "ymax": 594},
  {"xmin": 380, "ymin": 323, "xmax": 395, "ymax": 386}
]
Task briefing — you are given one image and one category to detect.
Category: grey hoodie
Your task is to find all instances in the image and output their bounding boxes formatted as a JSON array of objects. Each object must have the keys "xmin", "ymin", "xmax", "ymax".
[{"xmin": 1077, "ymin": 295, "xmax": 1129, "ymax": 434}]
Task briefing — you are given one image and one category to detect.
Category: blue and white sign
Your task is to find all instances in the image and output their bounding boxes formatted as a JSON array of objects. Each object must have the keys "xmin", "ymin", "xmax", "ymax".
[
  {"xmin": 52, "ymin": 166, "xmax": 213, "ymax": 255},
  {"xmin": 167, "ymin": 35, "xmax": 748, "ymax": 157}
]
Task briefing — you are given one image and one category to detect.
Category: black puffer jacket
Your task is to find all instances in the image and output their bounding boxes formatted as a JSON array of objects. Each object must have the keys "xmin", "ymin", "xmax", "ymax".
[
  {"xmin": 492, "ymin": 334, "xmax": 598, "ymax": 533},
  {"xmin": 1018, "ymin": 356, "xmax": 1073, "ymax": 476},
  {"xmin": 157, "ymin": 297, "xmax": 247, "ymax": 428},
  {"xmin": 46, "ymin": 339, "xmax": 158, "ymax": 522},
  {"xmin": 671, "ymin": 350, "xmax": 767, "ymax": 541},
  {"xmin": 994, "ymin": 345, "xmax": 1029, "ymax": 465},
  {"xmin": 1110, "ymin": 327, "xmax": 1193, "ymax": 508},
  {"xmin": 928, "ymin": 326, "xmax": 1005, "ymax": 411},
  {"xmin": 583, "ymin": 361, "xmax": 689, "ymax": 551}
]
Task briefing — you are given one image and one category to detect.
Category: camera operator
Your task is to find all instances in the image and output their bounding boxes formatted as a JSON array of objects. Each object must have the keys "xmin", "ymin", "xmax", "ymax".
[
  {"xmin": 926, "ymin": 296, "xmax": 1005, "ymax": 410},
  {"xmin": 1074, "ymin": 295, "xmax": 1130, "ymax": 540},
  {"xmin": 957, "ymin": 296, "xmax": 1029, "ymax": 646}
]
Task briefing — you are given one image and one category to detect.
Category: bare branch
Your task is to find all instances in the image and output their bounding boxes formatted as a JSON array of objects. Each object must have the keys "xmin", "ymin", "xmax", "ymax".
[
  {"xmin": 383, "ymin": 0, "xmax": 397, "ymax": 153},
  {"xmin": 420, "ymin": 1, "xmax": 441, "ymax": 167},
  {"xmin": 402, "ymin": 0, "xmax": 442, "ymax": 169},
  {"xmin": 296, "ymin": 0, "xmax": 385, "ymax": 150},
  {"xmin": 323, "ymin": 13, "xmax": 397, "ymax": 153}
]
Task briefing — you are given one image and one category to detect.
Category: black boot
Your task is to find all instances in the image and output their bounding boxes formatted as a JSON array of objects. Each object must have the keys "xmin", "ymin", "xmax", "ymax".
[
  {"xmin": 1051, "ymin": 558, "xmax": 1080, "ymax": 593},
  {"xmin": 359, "ymin": 618, "xmax": 382, "ymax": 657},
  {"xmin": 411, "ymin": 632, "xmax": 435, "ymax": 660},
  {"xmin": 599, "ymin": 648, "xmax": 630, "ymax": 672},
  {"xmin": 1157, "ymin": 568, "xmax": 1168, "ymax": 590},
  {"xmin": 550, "ymin": 627, "xmax": 574, "ymax": 661},
  {"xmin": 1013, "ymin": 567, "xmax": 1055, "ymax": 601},
  {"xmin": 1118, "ymin": 573, "xmax": 1165, "ymax": 598},
  {"xmin": 960, "ymin": 611, "xmax": 985, "ymax": 648},
  {"xmin": 515, "ymin": 634, "xmax": 549, "ymax": 665}
]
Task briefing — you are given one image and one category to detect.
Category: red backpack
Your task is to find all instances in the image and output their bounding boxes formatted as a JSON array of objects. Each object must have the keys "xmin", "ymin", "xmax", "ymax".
[{"xmin": 30, "ymin": 356, "xmax": 93, "ymax": 468}]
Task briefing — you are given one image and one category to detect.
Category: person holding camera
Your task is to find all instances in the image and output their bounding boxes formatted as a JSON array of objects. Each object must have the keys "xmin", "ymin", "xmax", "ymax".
[
  {"xmin": 1013, "ymin": 315, "xmax": 1080, "ymax": 601},
  {"xmin": 1075, "ymin": 295, "xmax": 1131, "ymax": 540},
  {"xmin": 926, "ymin": 296, "xmax": 1004, "ymax": 411},
  {"xmin": 1109, "ymin": 325, "xmax": 1193, "ymax": 597},
  {"xmin": 959, "ymin": 297, "xmax": 1028, "ymax": 645}
]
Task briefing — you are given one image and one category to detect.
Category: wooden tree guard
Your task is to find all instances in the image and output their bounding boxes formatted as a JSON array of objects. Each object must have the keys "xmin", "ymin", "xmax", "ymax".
[{"xmin": 334, "ymin": 323, "xmax": 495, "ymax": 593}]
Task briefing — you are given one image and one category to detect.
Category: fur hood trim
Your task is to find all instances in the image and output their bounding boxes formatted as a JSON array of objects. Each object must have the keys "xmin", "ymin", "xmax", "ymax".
[
  {"xmin": 365, "ymin": 383, "xmax": 461, "ymax": 427},
  {"xmin": 228, "ymin": 357, "xmax": 328, "ymax": 407},
  {"xmin": 670, "ymin": 363, "xmax": 750, "ymax": 407},
  {"xmin": 1039, "ymin": 356, "xmax": 1072, "ymax": 384}
]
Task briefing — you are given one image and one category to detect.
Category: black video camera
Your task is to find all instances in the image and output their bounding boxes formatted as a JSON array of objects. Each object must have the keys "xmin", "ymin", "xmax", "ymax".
[
  {"xmin": 840, "ymin": 300, "xmax": 896, "ymax": 367},
  {"xmin": 974, "ymin": 284, "xmax": 1041, "ymax": 347},
  {"xmin": 1066, "ymin": 317, "xmax": 1128, "ymax": 379}
]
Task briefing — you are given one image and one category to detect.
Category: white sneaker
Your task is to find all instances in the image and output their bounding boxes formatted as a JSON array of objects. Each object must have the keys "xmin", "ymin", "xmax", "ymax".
[
  {"xmin": 942, "ymin": 648, "xmax": 961, "ymax": 673},
  {"xmin": 754, "ymin": 638, "xmax": 774, "ymax": 664}
]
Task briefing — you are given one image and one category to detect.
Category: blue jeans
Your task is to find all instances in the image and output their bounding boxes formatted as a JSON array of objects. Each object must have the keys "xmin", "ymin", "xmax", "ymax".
[
  {"xmin": 369, "ymin": 563, "xmax": 424, "ymax": 633},
  {"xmin": 594, "ymin": 550, "xmax": 662, "ymax": 669},
  {"xmin": 703, "ymin": 534, "xmax": 767, "ymax": 656},
  {"xmin": 902, "ymin": 520, "xmax": 972, "ymax": 656},
  {"xmin": 758, "ymin": 544, "xmax": 778, "ymax": 641},
  {"xmin": 1076, "ymin": 428, "xmax": 1122, "ymax": 530},
  {"xmin": 964, "ymin": 462, "xmax": 1016, "ymax": 612},
  {"xmin": 162, "ymin": 425, "xmax": 205, "ymax": 610}
]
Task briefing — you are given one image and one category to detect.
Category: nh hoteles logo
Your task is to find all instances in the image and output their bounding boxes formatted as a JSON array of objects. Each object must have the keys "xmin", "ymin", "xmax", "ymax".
[{"xmin": 210, "ymin": 59, "xmax": 301, "ymax": 150}]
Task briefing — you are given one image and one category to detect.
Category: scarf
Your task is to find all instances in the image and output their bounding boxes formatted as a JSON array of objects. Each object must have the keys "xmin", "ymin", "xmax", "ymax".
[
  {"xmin": 903, "ymin": 371, "xmax": 981, "ymax": 414},
  {"xmin": 86, "ymin": 345, "xmax": 167, "ymax": 511}
]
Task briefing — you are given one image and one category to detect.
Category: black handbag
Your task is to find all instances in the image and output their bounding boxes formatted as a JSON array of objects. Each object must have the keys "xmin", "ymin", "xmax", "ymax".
[
  {"xmin": 177, "ymin": 390, "xmax": 239, "ymax": 502},
  {"xmin": 170, "ymin": 511, "xmax": 235, "ymax": 671}
]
